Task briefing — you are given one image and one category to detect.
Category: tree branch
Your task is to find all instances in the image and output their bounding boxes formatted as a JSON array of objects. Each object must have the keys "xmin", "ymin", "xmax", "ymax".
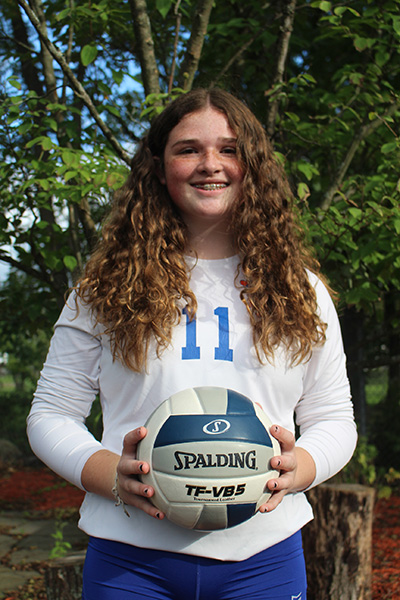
[
  {"xmin": 168, "ymin": 0, "xmax": 182, "ymax": 93},
  {"xmin": 320, "ymin": 102, "xmax": 400, "ymax": 211},
  {"xmin": 29, "ymin": 0, "xmax": 58, "ymax": 105},
  {"xmin": 266, "ymin": 0, "xmax": 297, "ymax": 138},
  {"xmin": 0, "ymin": 251, "xmax": 48, "ymax": 283},
  {"xmin": 129, "ymin": 0, "xmax": 161, "ymax": 98},
  {"xmin": 9, "ymin": 3, "xmax": 44, "ymax": 97},
  {"xmin": 210, "ymin": 30, "xmax": 263, "ymax": 88},
  {"xmin": 17, "ymin": 0, "xmax": 131, "ymax": 165},
  {"xmin": 177, "ymin": 0, "xmax": 214, "ymax": 91}
]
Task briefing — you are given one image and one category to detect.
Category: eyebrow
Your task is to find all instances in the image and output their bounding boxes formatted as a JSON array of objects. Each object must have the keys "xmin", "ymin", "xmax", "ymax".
[{"xmin": 171, "ymin": 137, "xmax": 237, "ymax": 148}]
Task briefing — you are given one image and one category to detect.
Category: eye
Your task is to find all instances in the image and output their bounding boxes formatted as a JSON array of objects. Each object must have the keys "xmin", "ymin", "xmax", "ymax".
[
  {"xmin": 221, "ymin": 146, "xmax": 237, "ymax": 155},
  {"xmin": 178, "ymin": 147, "xmax": 198, "ymax": 155}
]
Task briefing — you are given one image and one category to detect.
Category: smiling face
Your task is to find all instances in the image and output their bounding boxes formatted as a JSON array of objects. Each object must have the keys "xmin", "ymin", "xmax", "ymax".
[{"xmin": 159, "ymin": 107, "xmax": 244, "ymax": 246}]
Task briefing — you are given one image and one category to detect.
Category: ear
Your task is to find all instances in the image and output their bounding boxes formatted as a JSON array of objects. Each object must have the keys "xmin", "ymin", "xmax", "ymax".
[{"xmin": 153, "ymin": 157, "xmax": 166, "ymax": 184}]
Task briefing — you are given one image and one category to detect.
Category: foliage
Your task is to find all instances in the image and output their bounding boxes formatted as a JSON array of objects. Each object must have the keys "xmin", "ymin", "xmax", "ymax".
[
  {"xmin": 0, "ymin": 0, "xmax": 399, "ymax": 468},
  {"xmin": 49, "ymin": 512, "xmax": 73, "ymax": 559},
  {"xmin": 333, "ymin": 435, "xmax": 378, "ymax": 487},
  {"xmin": 0, "ymin": 390, "xmax": 33, "ymax": 454}
]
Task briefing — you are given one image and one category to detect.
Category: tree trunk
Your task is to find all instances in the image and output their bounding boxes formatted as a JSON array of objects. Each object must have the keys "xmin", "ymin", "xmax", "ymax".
[
  {"xmin": 341, "ymin": 307, "xmax": 367, "ymax": 436},
  {"xmin": 45, "ymin": 552, "xmax": 86, "ymax": 600},
  {"xmin": 303, "ymin": 483, "xmax": 375, "ymax": 600}
]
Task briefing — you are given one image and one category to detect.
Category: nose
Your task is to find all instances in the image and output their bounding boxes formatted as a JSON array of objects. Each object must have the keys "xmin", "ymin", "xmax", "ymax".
[{"xmin": 197, "ymin": 149, "xmax": 222, "ymax": 174}]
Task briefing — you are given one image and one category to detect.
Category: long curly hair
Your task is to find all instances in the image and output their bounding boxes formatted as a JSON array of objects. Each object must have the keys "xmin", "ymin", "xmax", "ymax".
[{"xmin": 76, "ymin": 88, "xmax": 327, "ymax": 371}]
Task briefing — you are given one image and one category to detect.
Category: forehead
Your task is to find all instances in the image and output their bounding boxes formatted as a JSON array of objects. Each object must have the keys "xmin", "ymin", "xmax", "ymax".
[{"xmin": 167, "ymin": 107, "xmax": 236, "ymax": 143}]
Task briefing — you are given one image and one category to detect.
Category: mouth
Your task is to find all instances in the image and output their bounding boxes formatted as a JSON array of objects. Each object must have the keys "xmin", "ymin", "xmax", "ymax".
[{"xmin": 192, "ymin": 183, "xmax": 229, "ymax": 191}]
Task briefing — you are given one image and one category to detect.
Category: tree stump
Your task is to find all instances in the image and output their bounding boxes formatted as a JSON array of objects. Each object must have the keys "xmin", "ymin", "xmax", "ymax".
[
  {"xmin": 45, "ymin": 551, "xmax": 86, "ymax": 600},
  {"xmin": 302, "ymin": 483, "xmax": 375, "ymax": 600}
]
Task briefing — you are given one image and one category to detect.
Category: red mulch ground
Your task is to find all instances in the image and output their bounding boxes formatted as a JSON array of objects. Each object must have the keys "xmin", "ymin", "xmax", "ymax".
[{"xmin": 1, "ymin": 467, "xmax": 399, "ymax": 599}]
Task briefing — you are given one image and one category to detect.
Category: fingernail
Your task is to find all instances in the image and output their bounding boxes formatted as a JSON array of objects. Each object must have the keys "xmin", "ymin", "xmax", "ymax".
[
  {"xmin": 139, "ymin": 463, "xmax": 144, "ymax": 472},
  {"xmin": 273, "ymin": 482, "xmax": 278, "ymax": 489},
  {"xmin": 156, "ymin": 512, "xmax": 161, "ymax": 519},
  {"xmin": 274, "ymin": 426, "xmax": 279, "ymax": 433},
  {"xmin": 144, "ymin": 488, "xmax": 149, "ymax": 495},
  {"xmin": 276, "ymin": 459, "xmax": 281, "ymax": 467}
]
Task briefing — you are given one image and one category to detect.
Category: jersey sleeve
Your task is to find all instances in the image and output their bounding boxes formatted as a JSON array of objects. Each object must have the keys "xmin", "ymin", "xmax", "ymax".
[
  {"xmin": 27, "ymin": 293, "xmax": 104, "ymax": 490},
  {"xmin": 295, "ymin": 276, "xmax": 357, "ymax": 488}
]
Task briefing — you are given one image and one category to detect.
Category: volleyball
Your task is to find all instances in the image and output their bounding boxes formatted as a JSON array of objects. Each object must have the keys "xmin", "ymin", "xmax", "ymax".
[{"xmin": 136, "ymin": 386, "xmax": 280, "ymax": 531}]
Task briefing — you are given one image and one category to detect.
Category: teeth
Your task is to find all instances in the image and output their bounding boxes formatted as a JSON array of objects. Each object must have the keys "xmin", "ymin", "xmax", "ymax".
[{"xmin": 194, "ymin": 183, "xmax": 227, "ymax": 190}]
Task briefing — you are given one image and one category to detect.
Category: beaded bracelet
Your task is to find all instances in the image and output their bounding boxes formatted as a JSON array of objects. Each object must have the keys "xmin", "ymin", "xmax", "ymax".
[{"xmin": 111, "ymin": 472, "xmax": 131, "ymax": 517}]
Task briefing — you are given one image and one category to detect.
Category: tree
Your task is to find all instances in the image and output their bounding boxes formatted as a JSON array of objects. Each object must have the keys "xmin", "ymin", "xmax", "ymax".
[{"xmin": 0, "ymin": 0, "xmax": 399, "ymax": 465}]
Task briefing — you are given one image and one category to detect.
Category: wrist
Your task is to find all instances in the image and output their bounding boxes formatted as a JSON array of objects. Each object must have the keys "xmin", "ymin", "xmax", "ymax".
[{"xmin": 293, "ymin": 447, "xmax": 316, "ymax": 492}]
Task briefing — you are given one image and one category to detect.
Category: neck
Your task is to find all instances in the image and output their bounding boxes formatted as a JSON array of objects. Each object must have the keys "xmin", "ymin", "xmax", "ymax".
[{"xmin": 185, "ymin": 220, "xmax": 235, "ymax": 259}]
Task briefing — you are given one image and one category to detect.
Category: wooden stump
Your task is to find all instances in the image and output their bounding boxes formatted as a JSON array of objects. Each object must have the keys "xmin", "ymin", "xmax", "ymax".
[
  {"xmin": 45, "ymin": 551, "xmax": 86, "ymax": 600},
  {"xmin": 302, "ymin": 483, "xmax": 375, "ymax": 600}
]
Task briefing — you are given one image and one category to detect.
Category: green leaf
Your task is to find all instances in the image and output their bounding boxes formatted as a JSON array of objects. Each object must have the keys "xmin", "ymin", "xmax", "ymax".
[
  {"xmin": 375, "ymin": 51, "xmax": 390, "ymax": 67},
  {"xmin": 36, "ymin": 220, "xmax": 49, "ymax": 230},
  {"xmin": 106, "ymin": 105, "xmax": 122, "ymax": 118},
  {"xmin": 8, "ymin": 78, "xmax": 21, "ymax": 90},
  {"xmin": 393, "ymin": 17, "xmax": 400, "ymax": 37},
  {"xmin": 64, "ymin": 171, "xmax": 78, "ymax": 182},
  {"xmin": 334, "ymin": 6, "xmax": 360, "ymax": 17},
  {"xmin": 81, "ymin": 45, "xmax": 98, "ymax": 66},
  {"xmin": 354, "ymin": 37, "xmax": 375, "ymax": 52},
  {"xmin": 46, "ymin": 118, "xmax": 58, "ymax": 132},
  {"xmin": 37, "ymin": 179, "xmax": 51, "ymax": 191},
  {"xmin": 284, "ymin": 112, "xmax": 300, "ymax": 123},
  {"xmin": 56, "ymin": 8, "xmax": 71, "ymax": 21},
  {"xmin": 301, "ymin": 73, "xmax": 317, "ymax": 84},
  {"xmin": 111, "ymin": 69, "xmax": 124, "ymax": 85},
  {"xmin": 381, "ymin": 142, "xmax": 398, "ymax": 154},
  {"xmin": 156, "ymin": 0, "xmax": 172, "ymax": 18},
  {"xmin": 311, "ymin": 1, "xmax": 331, "ymax": 11},
  {"xmin": 18, "ymin": 122, "xmax": 33, "ymax": 135},
  {"xmin": 40, "ymin": 137, "xmax": 53, "ymax": 151},
  {"xmin": 297, "ymin": 182, "xmax": 310, "ymax": 200},
  {"xmin": 63, "ymin": 255, "xmax": 78, "ymax": 271},
  {"xmin": 62, "ymin": 150, "xmax": 78, "ymax": 167},
  {"xmin": 348, "ymin": 207, "xmax": 362, "ymax": 219}
]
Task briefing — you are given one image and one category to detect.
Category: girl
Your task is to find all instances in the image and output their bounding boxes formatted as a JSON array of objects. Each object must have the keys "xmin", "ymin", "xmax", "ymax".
[{"xmin": 28, "ymin": 88, "xmax": 357, "ymax": 599}]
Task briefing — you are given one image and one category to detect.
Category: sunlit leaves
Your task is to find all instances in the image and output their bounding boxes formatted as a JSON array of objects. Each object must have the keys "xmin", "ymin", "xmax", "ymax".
[{"xmin": 81, "ymin": 44, "xmax": 98, "ymax": 66}]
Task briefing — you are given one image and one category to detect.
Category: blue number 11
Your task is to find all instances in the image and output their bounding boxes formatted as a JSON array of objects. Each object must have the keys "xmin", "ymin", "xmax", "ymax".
[
  {"xmin": 214, "ymin": 307, "xmax": 233, "ymax": 361},
  {"xmin": 181, "ymin": 306, "xmax": 233, "ymax": 362}
]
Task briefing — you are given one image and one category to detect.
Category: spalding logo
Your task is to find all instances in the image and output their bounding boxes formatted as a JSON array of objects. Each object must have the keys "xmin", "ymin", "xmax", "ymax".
[
  {"xmin": 202, "ymin": 419, "xmax": 231, "ymax": 435},
  {"xmin": 174, "ymin": 450, "xmax": 257, "ymax": 471}
]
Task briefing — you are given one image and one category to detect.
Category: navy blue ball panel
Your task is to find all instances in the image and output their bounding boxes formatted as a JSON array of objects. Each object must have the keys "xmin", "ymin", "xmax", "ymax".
[
  {"xmin": 227, "ymin": 503, "xmax": 257, "ymax": 528},
  {"xmin": 226, "ymin": 390, "xmax": 257, "ymax": 415},
  {"xmin": 154, "ymin": 415, "xmax": 272, "ymax": 448}
]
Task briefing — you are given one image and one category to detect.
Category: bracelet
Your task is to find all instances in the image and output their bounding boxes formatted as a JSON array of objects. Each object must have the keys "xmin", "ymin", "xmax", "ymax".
[{"xmin": 112, "ymin": 472, "xmax": 131, "ymax": 517}]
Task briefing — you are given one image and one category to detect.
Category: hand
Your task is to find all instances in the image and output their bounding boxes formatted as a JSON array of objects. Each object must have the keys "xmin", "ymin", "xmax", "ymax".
[
  {"xmin": 116, "ymin": 426, "xmax": 165, "ymax": 520},
  {"xmin": 258, "ymin": 425, "xmax": 316, "ymax": 514}
]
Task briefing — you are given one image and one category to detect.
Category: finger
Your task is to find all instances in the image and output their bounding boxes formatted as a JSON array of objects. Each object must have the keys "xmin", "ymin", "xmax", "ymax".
[
  {"xmin": 119, "ymin": 455, "xmax": 150, "ymax": 477},
  {"xmin": 128, "ymin": 495, "xmax": 164, "ymax": 520},
  {"xmin": 266, "ymin": 471, "xmax": 294, "ymax": 492},
  {"xmin": 118, "ymin": 475, "xmax": 165, "ymax": 521},
  {"xmin": 259, "ymin": 489, "xmax": 286, "ymax": 513},
  {"xmin": 270, "ymin": 453, "xmax": 296, "ymax": 472},
  {"xmin": 270, "ymin": 425, "xmax": 295, "ymax": 453},
  {"xmin": 123, "ymin": 427, "xmax": 147, "ymax": 453},
  {"xmin": 121, "ymin": 488, "xmax": 164, "ymax": 520}
]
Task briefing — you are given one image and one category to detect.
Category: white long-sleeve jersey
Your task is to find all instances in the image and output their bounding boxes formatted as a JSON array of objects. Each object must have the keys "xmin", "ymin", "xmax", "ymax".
[{"xmin": 28, "ymin": 256, "xmax": 357, "ymax": 561}]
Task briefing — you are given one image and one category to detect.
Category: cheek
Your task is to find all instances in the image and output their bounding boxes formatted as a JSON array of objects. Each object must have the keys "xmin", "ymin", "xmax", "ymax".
[
  {"xmin": 165, "ymin": 161, "xmax": 191, "ymax": 190},
  {"xmin": 232, "ymin": 162, "xmax": 244, "ymax": 182}
]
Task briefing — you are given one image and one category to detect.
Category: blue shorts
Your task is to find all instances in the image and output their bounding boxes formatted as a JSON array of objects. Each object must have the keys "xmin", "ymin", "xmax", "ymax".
[{"xmin": 82, "ymin": 530, "xmax": 307, "ymax": 600}]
